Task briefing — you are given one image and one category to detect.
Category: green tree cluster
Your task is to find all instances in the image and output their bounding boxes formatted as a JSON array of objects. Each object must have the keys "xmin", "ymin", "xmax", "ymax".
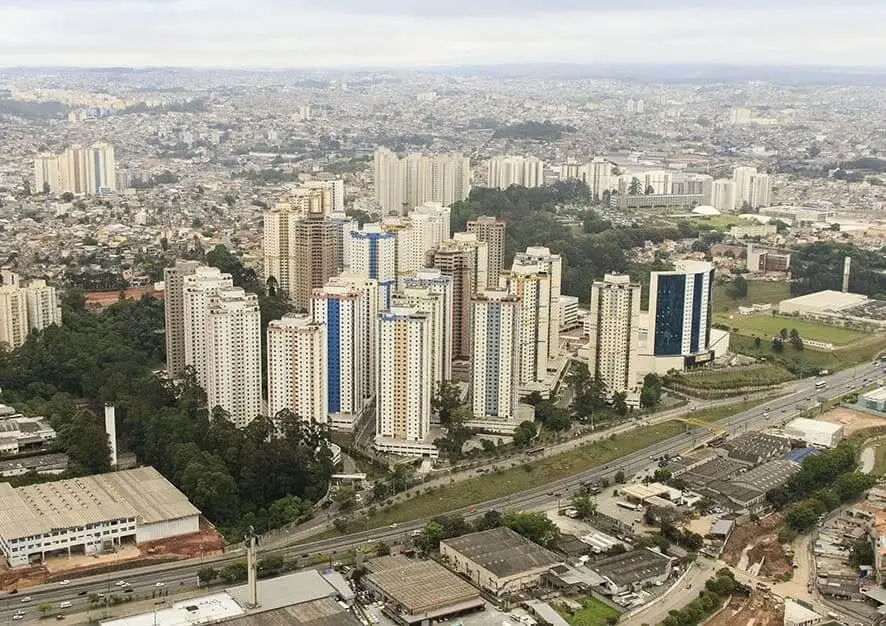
[
  {"xmin": 661, "ymin": 570, "xmax": 742, "ymax": 626},
  {"xmin": 414, "ymin": 510, "xmax": 560, "ymax": 553},
  {"xmin": 490, "ymin": 120, "xmax": 575, "ymax": 141},
  {"xmin": 640, "ymin": 373, "xmax": 663, "ymax": 409},
  {"xmin": 791, "ymin": 242, "xmax": 886, "ymax": 298}
]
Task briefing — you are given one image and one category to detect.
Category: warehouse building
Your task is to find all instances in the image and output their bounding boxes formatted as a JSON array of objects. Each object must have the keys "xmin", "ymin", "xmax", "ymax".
[
  {"xmin": 440, "ymin": 527, "xmax": 563, "ymax": 596},
  {"xmin": 589, "ymin": 548, "xmax": 674, "ymax": 595},
  {"xmin": 784, "ymin": 418, "xmax": 844, "ymax": 449},
  {"xmin": 709, "ymin": 459, "xmax": 801, "ymax": 510},
  {"xmin": 777, "ymin": 290, "xmax": 868, "ymax": 317},
  {"xmin": 861, "ymin": 387, "xmax": 886, "ymax": 413},
  {"xmin": 363, "ymin": 555, "xmax": 483, "ymax": 624},
  {"xmin": 720, "ymin": 432, "xmax": 792, "ymax": 464},
  {"xmin": 0, "ymin": 466, "xmax": 200, "ymax": 567}
]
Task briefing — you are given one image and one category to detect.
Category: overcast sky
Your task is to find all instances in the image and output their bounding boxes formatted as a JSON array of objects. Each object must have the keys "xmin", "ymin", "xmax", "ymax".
[{"xmin": 1, "ymin": 0, "xmax": 885, "ymax": 68}]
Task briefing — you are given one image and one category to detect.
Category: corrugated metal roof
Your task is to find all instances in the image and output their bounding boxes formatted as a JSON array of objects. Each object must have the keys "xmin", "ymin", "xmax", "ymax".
[{"xmin": 0, "ymin": 467, "xmax": 199, "ymax": 541}]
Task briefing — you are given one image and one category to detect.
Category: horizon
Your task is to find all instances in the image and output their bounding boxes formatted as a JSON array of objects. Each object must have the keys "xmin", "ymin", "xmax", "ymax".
[{"xmin": 2, "ymin": 0, "xmax": 886, "ymax": 69}]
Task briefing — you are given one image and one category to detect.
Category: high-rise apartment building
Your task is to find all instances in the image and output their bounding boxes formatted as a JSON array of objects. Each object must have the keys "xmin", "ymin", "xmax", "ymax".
[
  {"xmin": 711, "ymin": 180, "xmax": 737, "ymax": 212},
  {"xmin": 402, "ymin": 269, "xmax": 453, "ymax": 381},
  {"xmin": 348, "ymin": 224, "xmax": 397, "ymax": 309},
  {"xmin": 266, "ymin": 315, "xmax": 328, "ymax": 428},
  {"xmin": 311, "ymin": 281, "xmax": 367, "ymax": 424},
  {"xmin": 467, "ymin": 216, "xmax": 506, "ymax": 289},
  {"xmin": 431, "ymin": 234, "xmax": 489, "ymax": 361},
  {"xmin": 303, "ymin": 178, "xmax": 345, "ymax": 213},
  {"xmin": 513, "ymin": 247, "xmax": 561, "ymax": 360},
  {"xmin": 204, "ymin": 288, "xmax": 262, "ymax": 428},
  {"xmin": 588, "ymin": 274, "xmax": 641, "ymax": 397},
  {"xmin": 34, "ymin": 154, "xmax": 61, "ymax": 193},
  {"xmin": 182, "ymin": 266, "xmax": 235, "ymax": 389},
  {"xmin": 373, "ymin": 148, "xmax": 470, "ymax": 214},
  {"xmin": 732, "ymin": 166, "xmax": 770, "ymax": 209},
  {"xmin": 471, "ymin": 290, "xmax": 521, "ymax": 421},
  {"xmin": 163, "ymin": 260, "xmax": 200, "ymax": 378},
  {"xmin": 0, "ymin": 286, "xmax": 29, "ymax": 350},
  {"xmin": 328, "ymin": 212, "xmax": 357, "ymax": 270},
  {"xmin": 275, "ymin": 185, "xmax": 335, "ymax": 216},
  {"xmin": 54, "ymin": 143, "xmax": 117, "ymax": 195},
  {"xmin": 264, "ymin": 203, "xmax": 340, "ymax": 311},
  {"xmin": 23, "ymin": 280, "xmax": 62, "ymax": 331},
  {"xmin": 375, "ymin": 307, "xmax": 434, "ymax": 457},
  {"xmin": 392, "ymin": 286, "xmax": 447, "ymax": 387},
  {"xmin": 487, "ymin": 156, "xmax": 545, "ymax": 189},
  {"xmin": 649, "ymin": 261, "xmax": 714, "ymax": 358},
  {"xmin": 502, "ymin": 268, "xmax": 551, "ymax": 386}
]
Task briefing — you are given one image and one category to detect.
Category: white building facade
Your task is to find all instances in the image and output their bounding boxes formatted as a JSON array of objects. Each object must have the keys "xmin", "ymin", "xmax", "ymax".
[
  {"xmin": 267, "ymin": 315, "xmax": 328, "ymax": 428},
  {"xmin": 588, "ymin": 274, "xmax": 641, "ymax": 398},
  {"xmin": 471, "ymin": 290, "xmax": 521, "ymax": 421}
]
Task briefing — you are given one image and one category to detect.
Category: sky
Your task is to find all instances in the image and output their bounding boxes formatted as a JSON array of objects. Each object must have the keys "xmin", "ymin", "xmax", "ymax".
[{"xmin": 1, "ymin": 0, "xmax": 885, "ymax": 69}]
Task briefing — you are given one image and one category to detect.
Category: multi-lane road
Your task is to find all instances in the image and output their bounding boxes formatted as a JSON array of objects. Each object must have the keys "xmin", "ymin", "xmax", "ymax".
[{"xmin": 3, "ymin": 360, "xmax": 882, "ymax": 623}]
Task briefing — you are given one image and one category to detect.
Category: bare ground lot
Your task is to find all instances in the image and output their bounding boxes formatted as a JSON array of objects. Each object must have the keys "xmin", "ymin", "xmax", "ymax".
[
  {"xmin": 722, "ymin": 513, "xmax": 792, "ymax": 580},
  {"xmin": 707, "ymin": 593, "xmax": 784, "ymax": 626},
  {"xmin": 819, "ymin": 406, "xmax": 886, "ymax": 435}
]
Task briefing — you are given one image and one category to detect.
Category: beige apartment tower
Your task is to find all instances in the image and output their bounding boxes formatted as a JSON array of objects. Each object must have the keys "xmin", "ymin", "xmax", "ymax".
[
  {"xmin": 588, "ymin": 274, "xmax": 641, "ymax": 397},
  {"xmin": 0, "ymin": 286, "xmax": 29, "ymax": 350},
  {"xmin": 163, "ymin": 260, "xmax": 200, "ymax": 378},
  {"xmin": 467, "ymin": 216, "xmax": 506, "ymax": 289}
]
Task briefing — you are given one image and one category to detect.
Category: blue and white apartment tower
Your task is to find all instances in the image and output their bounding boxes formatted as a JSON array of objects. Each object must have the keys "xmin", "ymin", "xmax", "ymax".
[
  {"xmin": 348, "ymin": 223, "xmax": 397, "ymax": 310},
  {"xmin": 648, "ymin": 260, "xmax": 714, "ymax": 362}
]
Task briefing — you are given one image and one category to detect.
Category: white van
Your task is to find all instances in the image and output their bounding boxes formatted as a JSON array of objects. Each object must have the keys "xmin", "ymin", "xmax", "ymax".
[{"xmin": 59, "ymin": 602, "xmax": 72, "ymax": 609}]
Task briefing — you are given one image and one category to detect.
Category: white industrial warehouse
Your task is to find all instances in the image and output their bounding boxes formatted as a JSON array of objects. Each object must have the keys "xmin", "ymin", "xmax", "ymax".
[
  {"xmin": 784, "ymin": 418, "xmax": 844, "ymax": 449},
  {"xmin": 0, "ymin": 467, "xmax": 200, "ymax": 567}
]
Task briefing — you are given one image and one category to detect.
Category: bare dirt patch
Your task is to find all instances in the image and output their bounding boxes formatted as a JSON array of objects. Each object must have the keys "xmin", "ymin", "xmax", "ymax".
[
  {"xmin": 139, "ymin": 528, "xmax": 225, "ymax": 559},
  {"xmin": 0, "ymin": 563, "xmax": 47, "ymax": 591},
  {"xmin": 819, "ymin": 407, "xmax": 886, "ymax": 435},
  {"xmin": 707, "ymin": 593, "xmax": 784, "ymax": 626},
  {"xmin": 723, "ymin": 513, "xmax": 792, "ymax": 580}
]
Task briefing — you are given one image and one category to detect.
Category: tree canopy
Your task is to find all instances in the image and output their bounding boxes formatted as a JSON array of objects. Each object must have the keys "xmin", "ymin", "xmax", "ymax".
[{"xmin": 791, "ymin": 242, "xmax": 886, "ymax": 298}]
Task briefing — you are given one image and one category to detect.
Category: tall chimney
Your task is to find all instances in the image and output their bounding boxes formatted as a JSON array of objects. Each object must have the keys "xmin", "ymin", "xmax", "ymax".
[
  {"xmin": 246, "ymin": 527, "xmax": 259, "ymax": 608},
  {"xmin": 104, "ymin": 404, "xmax": 118, "ymax": 468},
  {"xmin": 842, "ymin": 256, "xmax": 851, "ymax": 293}
]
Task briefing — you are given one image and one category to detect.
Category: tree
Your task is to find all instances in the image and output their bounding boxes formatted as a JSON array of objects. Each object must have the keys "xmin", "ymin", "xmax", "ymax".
[
  {"xmin": 779, "ymin": 328, "xmax": 789, "ymax": 340},
  {"xmin": 414, "ymin": 520, "xmax": 445, "ymax": 553},
  {"xmin": 612, "ymin": 392, "xmax": 628, "ymax": 416},
  {"xmin": 38, "ymin": 602, "xmax": 52, "ymax": 616},
  {"xmin": 614, "ymin": 470, "xmax": 626, "ymax": 484},
  {"xmin": 197, "ymin": 566, "xmax": 218, "ymax": 585},
  {"xmin": 501, "ymin": 511, "xmax": 560, "ymax": 547},
  {"xmin": 57, "ymin": 409, "xmax": 112, "ymax": 475},
  {"xmin": 628, "ymin": 177, "xmax": 642, "ymax": 195},
  {"xmin": 61, "ymin": 191, "xmax": 74, "ymax": 202},
  {"xmin": 754, "ymin": 337, "xmax": 762, "ymax": 349},
  {"xmin": 513, "ymin": 421, "xmax": 537, "ymax": 447},
  {"xmin": 771, "ymin": 338, "xmax": 784, "ymax": 353},
  {"xmin": 727, "ymin": 276, "xmax": 748, "ymax": 299},
  {"xmin": 375, "ymin": 541, "xmax": 391, "ymax": 556},
  {"xmin": 640, "ymin": 373, "xmax": 663, "ymax": 409},
  {"xmin": 786, "ymin": 503, "xmax": 819, "ymax": 533},
  {"xmin": 849, "ymin": 538, "xmax": 875, "ymax": 567},
  {"xmin": 645, "ymin": 184, "xmax": 655, "ymax": 195},
  {"xmin": 571, "ymin": 495, "xmax": 597, "ymax": 519},
  {"xmin": 432, "ymin": 380, "xmax": 462, "ymax": 428}
]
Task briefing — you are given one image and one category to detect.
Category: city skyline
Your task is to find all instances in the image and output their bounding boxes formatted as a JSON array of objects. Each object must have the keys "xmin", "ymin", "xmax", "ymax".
[{"xmin": 2, "ymin": 1, "xmax": 886, "ymax": 68}]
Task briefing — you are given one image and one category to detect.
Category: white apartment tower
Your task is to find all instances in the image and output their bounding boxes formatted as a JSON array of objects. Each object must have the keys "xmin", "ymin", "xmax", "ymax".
[
  {"xmin": 487, "ymin": 156, "xmax": 545, "ymax": 189},
  {"xmin": 402, "ymin": 269, "xmax": 453, "ymax": 381},
  {"xmin": 375, "ymin": 307, "xmax": 434, "ymax": 457},
  {"xmin": 267, "ymin": 315, "xmax": 328, "ymax": 428},
  {"xmin": 733, "ymin": 166, "xmax": 759, "ymax": 209},
  {"xmin": 164, "ymin": 260, "xmax": 200, "ymax": 378},
  {"xmin": 204, "ymin": 288, "xmax": 262, "ymax": 428},
  {"xmin": 373, "ymin": 148, "xmax": 470, "ymax": 214},
  {"xmin": 471, "ymin": 290, "xmax": 521, "ymax": 421},
  {"xmin": 392, "ymin": 286, "xmax": 447, "ymax": 387},
  {"xmin": 750, "ymin": 173, "xmax": 771, "ymax": 208},
  {"xmin": 57, "ymin": 143, "xmax": 117, "ymax": 195},
  {"xmin": 502, "ymin": 268, "xmax": 551, "ymax": 386},
  {"xmin": 303, "ymin": 178, "xmax": 345, "ymax": 213},
  {"xmin": 711, "ymin": 179, "xmax": 737, "ymax": 212},
  {"xmin": 0, "ymin": 286, "xmax": 29, "ymax": 349},
  {"xmin": 182, "ymin": 266, "xmax": 234, "ymax": 389},
  {"xmin": 34, "ymin": 154, "xmax": 61, "ymax": 193},
  {"xmin": 512, "ymin": 246, "xmax": 561, "ymax": 360},
  {"xmin": 588, "ymin": 274, "xmax": 641, "ymax": 397},
  {"xmin": 23, "ymin": 280, "xmax": 62, "ymax": 331}
]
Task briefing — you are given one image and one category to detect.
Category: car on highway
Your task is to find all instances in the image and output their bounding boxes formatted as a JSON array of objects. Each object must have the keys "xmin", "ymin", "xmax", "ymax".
[
  {"xmin": 77, "ymin": 591, "xmax": 87, "ymax": 596},
  {"xmin": 115, "ymin": 581, "xmax": 128, "ymax": 587},
  {"xmin": 155, "ymin": 582, "xmax": 166, "ymax": 588},
  {"xmin": 124, "ymin": 589, "xmax": 134, "ymax": 594},
  {"xmin": 59, "ymin": 602, "xmax": 72, "ymax": 609},
  {"xmin": 12, "ymin": 615, "xmax": 23, "ymax": 621},
  {"xmin": 58, "ymin": 580, "xmax": 70, "ymax": 586}
]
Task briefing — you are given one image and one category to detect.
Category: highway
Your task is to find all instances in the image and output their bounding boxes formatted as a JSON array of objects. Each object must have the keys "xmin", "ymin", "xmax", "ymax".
[{"xmin": 2, "ymin": 360, "xmax": 881, "ymax": 623}]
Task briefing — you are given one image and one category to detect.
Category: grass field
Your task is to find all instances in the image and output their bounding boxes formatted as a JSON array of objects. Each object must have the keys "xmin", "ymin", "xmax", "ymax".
[
  {"xmin": 730, "ymin": 334, "xmax": 886, "ymax": 375},
  {"xmin": 332, "ymin": 420, "xmax": 688, "ymax": 534},
  {"xmin": 672, "ymin": 366, "xmax": 795, "ymax": 390},
  {"xmin": 713, "ymin": 313, "xmax": 865, "ymax": 345},
  {"xmin": 712, "ymin": 281, "xmax": 791, "ymax": 313},
  {"xmin": 687, "ymin": 214, "xmax": 742, "ymax": 231},
  {"xmin": 563, "ymin": 596, "xmax": 622, "ymax": 626}
]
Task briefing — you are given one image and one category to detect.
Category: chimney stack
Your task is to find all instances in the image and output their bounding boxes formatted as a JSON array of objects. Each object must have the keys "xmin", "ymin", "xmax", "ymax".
[
  {"xmin": 842, "ymin": 256, "xmax": 851, "ymax": 293},
  {"xmin": 104, "ymin": 404, "xmax": 118, "ymax": 468},
  {"xmin": 246, "ymin": 526, "xmax": 259, "ymax": 608}
]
